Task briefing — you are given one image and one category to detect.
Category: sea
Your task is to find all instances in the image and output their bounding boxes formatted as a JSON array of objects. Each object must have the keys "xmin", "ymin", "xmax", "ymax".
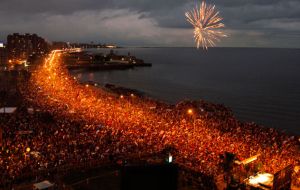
[{"xmin": 70, "ymin": 47, "xmax": 300, "ymax": 135}]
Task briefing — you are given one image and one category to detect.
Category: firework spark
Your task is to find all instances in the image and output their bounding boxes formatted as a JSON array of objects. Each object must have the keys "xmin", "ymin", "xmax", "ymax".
[{"xmin": 185, "ymin": 1, "xmax": 226, "ymax": 49}]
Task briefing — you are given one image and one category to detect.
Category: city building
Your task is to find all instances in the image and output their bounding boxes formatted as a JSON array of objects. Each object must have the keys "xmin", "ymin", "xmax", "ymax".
[
  {"xmin": 51, "ymin": 41, "xmax": 69, "ymax": 50},
  {"xmin": 105, "ymin": 50, "xmax": 144, "ymax": 64},
  {"xmin": 6, "ymin": 33, "xmax": 49, "ymax": 64},
  {"xmin": 0, "ymin": 43, "xmax": 7, "ymax": 65},
  {"xmin": 63, "ymin": 51, "xmax": 93, "ymax": 65}
]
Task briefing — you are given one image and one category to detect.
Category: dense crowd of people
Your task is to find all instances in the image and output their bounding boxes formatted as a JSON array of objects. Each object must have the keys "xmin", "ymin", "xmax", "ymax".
[{"xmin": 1, "ymin": 50, "xmax": 299, "ymax": 188}]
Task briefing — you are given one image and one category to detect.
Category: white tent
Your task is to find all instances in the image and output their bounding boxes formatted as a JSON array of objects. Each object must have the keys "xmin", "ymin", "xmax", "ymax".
[
  {"xmin": 0, "ymin": 107, "xmax": 17, "ymax": 113},
  {"xmin": 28, "ymin": 108, "xmax": 34, "ymax": 114},
  {"xmin": 33, "ymin": 180, "xmax": 54, "ymax": 190}
]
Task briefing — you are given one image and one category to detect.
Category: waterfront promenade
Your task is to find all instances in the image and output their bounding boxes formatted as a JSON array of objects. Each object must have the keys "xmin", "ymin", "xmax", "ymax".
[{"xmin": 1, "ymin": 50, "xmax": 299, "ymax": 189}]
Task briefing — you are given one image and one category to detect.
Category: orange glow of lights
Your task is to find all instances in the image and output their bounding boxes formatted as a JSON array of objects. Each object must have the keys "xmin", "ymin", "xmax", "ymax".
[
  {"xmin": 26, "ymin": 147, "xmax": 31, "ymax": 152},
  {"xmin": 24, "ymin": 49, "xmax": 299, "ymax": 180},
  {"xmin": 248, "ymin": 173, "xmax": 273, "ymax": 187}
]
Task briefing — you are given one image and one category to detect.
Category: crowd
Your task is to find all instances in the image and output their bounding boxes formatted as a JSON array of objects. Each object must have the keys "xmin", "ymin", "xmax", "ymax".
[{"xmin": 0, "ymin": 50, "xmax": 299, "ymax": 188}]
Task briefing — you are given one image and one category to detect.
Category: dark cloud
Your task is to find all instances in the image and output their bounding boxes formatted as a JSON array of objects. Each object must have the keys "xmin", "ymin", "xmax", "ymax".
[{"xmin": 0, "ymin": 0, "xmax": 299, "ymax": 47}]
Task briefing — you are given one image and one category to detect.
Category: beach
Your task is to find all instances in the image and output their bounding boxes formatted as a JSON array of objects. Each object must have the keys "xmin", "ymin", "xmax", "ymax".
[
  {"xmin": 1, "ymin": 49, "xmax": 299, "ymax": 189},
  {"xmin": 72, "ymin": 47, "xmax": 300, "ymax": 135}
]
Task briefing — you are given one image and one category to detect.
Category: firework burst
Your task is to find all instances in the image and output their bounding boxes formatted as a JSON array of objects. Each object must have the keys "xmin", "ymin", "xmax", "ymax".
[{"xmin": 185, "ymin": 1, "xmax": 226, "ymax": 49}]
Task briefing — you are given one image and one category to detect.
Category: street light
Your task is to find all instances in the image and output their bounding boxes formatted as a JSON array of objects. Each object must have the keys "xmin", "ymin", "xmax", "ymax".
[
  {"xmin": 26, "ymin": 147, "xmax": 31, "ymax": 152},
  {"xmin": 168, "ymin": 153, "xmax": 173, "ymax": 163}
]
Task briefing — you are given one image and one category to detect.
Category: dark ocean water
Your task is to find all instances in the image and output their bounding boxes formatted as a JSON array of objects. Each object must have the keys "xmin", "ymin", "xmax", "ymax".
[{"xmin": 71, "ymin": 47, "xmax": 300, "ymax": 135}]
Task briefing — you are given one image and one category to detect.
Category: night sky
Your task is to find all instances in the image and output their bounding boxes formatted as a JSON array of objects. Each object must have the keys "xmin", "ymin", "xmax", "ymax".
[{"xmin": 0, "ymin": 0, "xmax": 299, "ymax": 47}]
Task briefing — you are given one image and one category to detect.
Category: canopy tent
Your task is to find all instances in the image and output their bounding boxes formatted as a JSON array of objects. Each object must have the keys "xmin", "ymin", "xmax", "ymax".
[
  {"xmin": 27, "ymin": 108, "xmax": 34, "ymax": 114},
  {"xmin": 247, "ymin": 172, "xmax": 274, "ymax": 189},
  {"xmin": 0, "ymin": 107, "xmax": 17, "ymax": 113},
  {"xmin": 33, "ymin": 180, "xmax": 54, "ymax": 190}
]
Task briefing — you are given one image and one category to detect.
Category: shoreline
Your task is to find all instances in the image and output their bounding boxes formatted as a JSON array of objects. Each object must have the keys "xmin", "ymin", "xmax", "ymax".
[
  {"xmin": 1, "ymin": 64, "xmax": 299, "ymax": 137},
  {"xmin": 1, "ymin": 51, "xmax": 299, "ymax": 189},
  {"xmin": 67, "ymin": 63, "xmax": 152, "ymax": 71},
  {"xmin": 81, "ymin": 80, "xmax": 300, "ymax": 136}
]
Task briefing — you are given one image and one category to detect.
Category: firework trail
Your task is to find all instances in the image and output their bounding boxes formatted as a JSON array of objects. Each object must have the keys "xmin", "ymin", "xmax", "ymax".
[{"xmin": 185, "ymin": 1, "xmax": 226, "ymax": 49}]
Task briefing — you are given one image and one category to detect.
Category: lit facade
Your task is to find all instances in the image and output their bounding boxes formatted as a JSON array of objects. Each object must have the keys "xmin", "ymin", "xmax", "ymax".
[
  {"xmin": 0, "ymin": 46, "xmax": 7, "ymax": 65},
  {"xmin": 6, "ymin": 33, "xmax": 49, "ymax": 63}
]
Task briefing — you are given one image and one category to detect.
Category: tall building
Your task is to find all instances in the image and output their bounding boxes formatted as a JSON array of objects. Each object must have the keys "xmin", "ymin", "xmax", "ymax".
[
  {"xmin": 6, "ymin": 33, "xmax": 49, "ymax": 63},
  {"xmin": 0, "ymin": 44, "xmax": 7, "ymax": 65}
]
